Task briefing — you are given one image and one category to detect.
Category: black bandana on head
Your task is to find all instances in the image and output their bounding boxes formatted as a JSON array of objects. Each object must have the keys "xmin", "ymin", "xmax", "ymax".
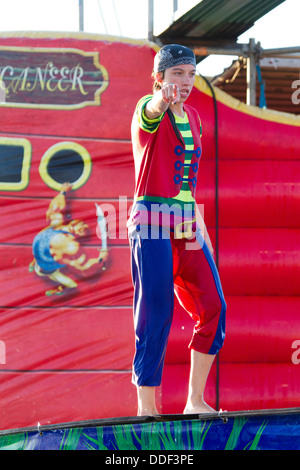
[{"xmin": 153, "ymin": 44, "xmax": 196, "ymax": 73}]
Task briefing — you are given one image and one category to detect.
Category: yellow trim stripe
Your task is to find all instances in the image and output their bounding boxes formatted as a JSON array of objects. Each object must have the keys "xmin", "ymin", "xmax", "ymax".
[
  {"xmin": 0, "ymin": 31, "xmax": 160, "ymax": 50},
  {"xmin": 194, "ymin": 74, "xmax": 300, "ymax": 127}
]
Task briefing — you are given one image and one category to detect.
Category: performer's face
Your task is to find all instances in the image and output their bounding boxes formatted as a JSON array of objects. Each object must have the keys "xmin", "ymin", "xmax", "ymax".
[{"xmin": 160, "ymin": 64, "xmax": 196, "ymax": 103}]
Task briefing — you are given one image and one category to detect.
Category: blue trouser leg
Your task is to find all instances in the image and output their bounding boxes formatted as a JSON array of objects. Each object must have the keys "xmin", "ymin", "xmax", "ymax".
[{"xmin": 130, "ymin": 232, "xmax": 174, "ymax": 386}]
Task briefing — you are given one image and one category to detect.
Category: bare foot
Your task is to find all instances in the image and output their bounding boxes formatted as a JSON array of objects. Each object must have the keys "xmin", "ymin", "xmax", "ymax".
[
  {"xmin": 183, "ymin": 399, "xmax": 216, "ymax": 414},
  {"xmin": 136, "ymin": 386, "xmax": 159, "ymax": 417},
  {"xmin": 137, "ymin": 405, "xmax": 159, "ymax": 416}
]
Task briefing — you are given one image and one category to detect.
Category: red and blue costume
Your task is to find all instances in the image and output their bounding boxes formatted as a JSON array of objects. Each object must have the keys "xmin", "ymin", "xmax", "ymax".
[{"xmin": 128, "ymin": 95, "xmax": 226, "ymax": 386}]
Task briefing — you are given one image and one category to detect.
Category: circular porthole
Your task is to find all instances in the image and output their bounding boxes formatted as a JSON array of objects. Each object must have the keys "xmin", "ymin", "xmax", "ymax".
[{"xmin": 39, "ymin": 142, "xmax": 92, "ymax": 191}]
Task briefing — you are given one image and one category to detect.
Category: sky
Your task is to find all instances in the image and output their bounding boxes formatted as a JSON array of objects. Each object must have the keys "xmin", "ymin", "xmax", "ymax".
[{"xmin": 0, "ymin": 0, "xmax": 298, "ymax": 76}]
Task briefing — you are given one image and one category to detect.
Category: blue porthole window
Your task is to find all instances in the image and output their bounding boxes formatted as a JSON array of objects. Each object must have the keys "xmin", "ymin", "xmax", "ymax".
[
  {"xmin": 0, "ymin": 137, "xmax": 32, "ymax": 191},
  {"xmin": 39, "ymin": 142, "xmax": 92, "ymax": 191}
]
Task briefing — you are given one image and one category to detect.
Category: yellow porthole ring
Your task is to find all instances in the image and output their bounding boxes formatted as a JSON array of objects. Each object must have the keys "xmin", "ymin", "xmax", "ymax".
[
  {"xmin": 0, "ymin": 137, "xmax": 32, "ymax": 191},
  {"xmin": 39, "ymin": 141, "xmax": 92, "ymax": 191}
]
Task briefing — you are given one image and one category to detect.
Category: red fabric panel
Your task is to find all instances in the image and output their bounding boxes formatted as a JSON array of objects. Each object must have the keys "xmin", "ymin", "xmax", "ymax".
[
  {"xmin": 0, "ymin": 307, "xmax": 134, "ymax": 370},
  {"xmin": 188, "ymin": 87, "xmax": 300, "ymax": 161},
  {"xmin": 0, "ymin": 197, "xmax": 131, "ymax": 246},
  {"xmin": 162, "ymin": 363, "xmax": 300, "ymax": 414},
  {"xmin": 220, "ymin": 296, "xmax": 300, "ymax": 363},
  {"xmin": 0, "ymin": 372, "xmax": 136, "ymax": 430},
  {"xmin": 166, "ymin": 296, "xmax": 300, "ymax": 365},
  {"xmin": 218, "ymin": 363, "xmax": 300, "ymax": 411},
  {"xmin": 219, "ymin": 228, "xmax": 300, "ymax": 296},
  {"xmin": 0, "ymin": 37, "xmax": 155, "ymax": 140},
  {"xmin": 0, "ymin": 245, "xmax": 133, "ymax": 307},
  {"xmin": 0, "ymin": 137, "xmax": 135, "ymax": 199},
  {"xmin": 218, "ymin": 160, "xmax": 300, "ymax": 228},
  {"xmin": 3, "ymin": 158, "xmax": 298, "ymax": 249},
  {"xmin": 195, "ymin": 159, "xmax": 300, "ymax": 229}
]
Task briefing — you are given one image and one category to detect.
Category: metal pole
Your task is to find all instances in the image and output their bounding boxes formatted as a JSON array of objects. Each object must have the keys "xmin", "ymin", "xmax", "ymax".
[
  {"xmin": 148, "ymin": 0, "xmax": 154, "ymax": 41},
  {"xmin": 173, "ymin": 0, "xmax": 178, "ymax": 15},
  {"xmin": 79, "ymin": 0, "xmax": 84, "ymax": 32},
  {"xmin": 262, "ymin": 45, "xmax": 300, "ymax": 56},
  {"xmin": 193, "ymin": 45, "xmax": 249, "ymax": 57},
  {"xmin": 192, "ymin": 43, "xmax": 300, "ymax": 58},
  {"xmin": 246, "ymin": 38, "xmax": 256, "ymax": 106}
]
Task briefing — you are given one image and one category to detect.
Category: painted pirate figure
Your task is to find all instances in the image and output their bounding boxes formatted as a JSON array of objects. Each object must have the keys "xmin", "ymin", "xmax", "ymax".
[
  {"xmin": 29, "ymin": 182, "xmax": 108, "ymax": 296},
  {"xmin": 128, "ymin": 45, "xmax": 226, "ymax": 415}
]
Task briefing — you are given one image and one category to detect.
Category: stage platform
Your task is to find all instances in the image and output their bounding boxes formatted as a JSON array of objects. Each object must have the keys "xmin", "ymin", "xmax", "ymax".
[{"xmin": 1, "ymin": 408, "xmax": 300, "ymax": 450}]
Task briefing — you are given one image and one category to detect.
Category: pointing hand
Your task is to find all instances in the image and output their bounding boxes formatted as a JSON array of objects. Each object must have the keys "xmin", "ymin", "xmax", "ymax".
[{"xmin": 161, "ymin": 83, "xmax": 179, "ymax": 105}]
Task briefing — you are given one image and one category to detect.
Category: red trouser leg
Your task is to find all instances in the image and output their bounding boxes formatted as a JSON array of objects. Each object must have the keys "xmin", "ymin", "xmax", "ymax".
[{"xmin": 172, "ymin": 230, "xmax": 226, "ymax": 355}]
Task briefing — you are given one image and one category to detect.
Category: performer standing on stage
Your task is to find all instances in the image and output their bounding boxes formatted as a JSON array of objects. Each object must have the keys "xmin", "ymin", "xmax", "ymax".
[{"xmin": 128, "ymin": 44, "xmax": 226, "ymax": 416}]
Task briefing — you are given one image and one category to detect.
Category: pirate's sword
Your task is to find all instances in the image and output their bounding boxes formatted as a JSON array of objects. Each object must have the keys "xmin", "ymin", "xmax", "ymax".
[{"xmin": 95, "ymin": 203, "xmax": 108, "ymax": 270}]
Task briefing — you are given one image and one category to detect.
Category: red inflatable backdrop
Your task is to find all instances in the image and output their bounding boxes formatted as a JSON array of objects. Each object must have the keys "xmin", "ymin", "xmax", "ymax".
[{"xmin": 0, "ymin": 32, "xmax": 300, "ymax": 431}]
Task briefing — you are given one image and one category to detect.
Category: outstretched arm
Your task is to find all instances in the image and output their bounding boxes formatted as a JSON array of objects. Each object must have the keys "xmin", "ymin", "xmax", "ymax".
[
  {"xmin": 145, "ymin": 83, "xmax": 179, "ymax": 119},
  {"xmin": 46, "ymin": 182, "xmax": 72, "ymax": 226},
  {"xmin": 61, "ymin": 248, "xmax": 109, "ymax": 272}
]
